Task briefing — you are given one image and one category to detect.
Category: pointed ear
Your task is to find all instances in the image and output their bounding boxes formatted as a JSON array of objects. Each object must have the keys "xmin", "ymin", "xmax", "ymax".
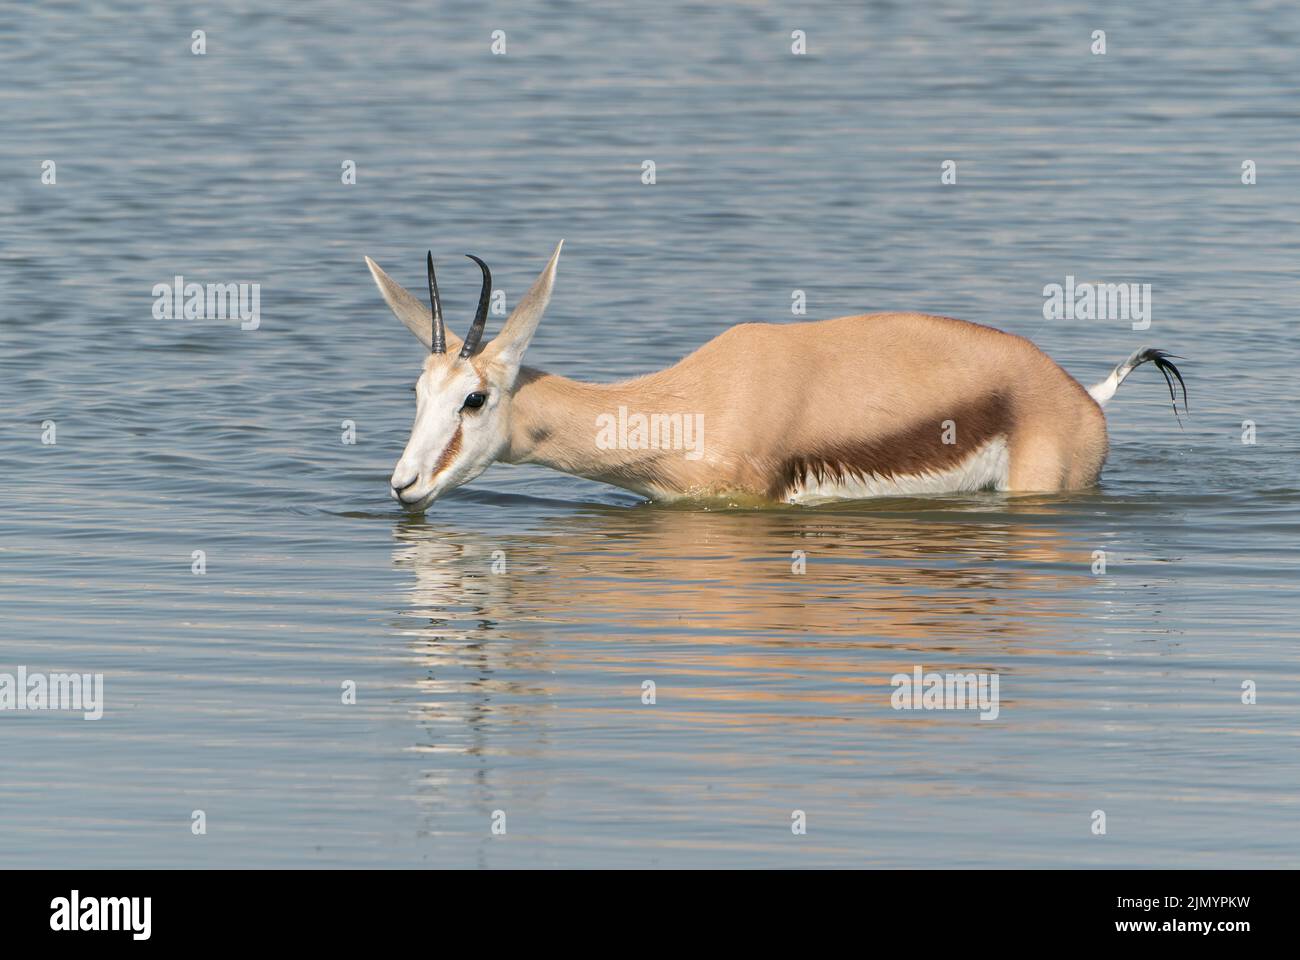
[
  {"xmin": 364, "ymin": 256, "xmax": 463, "ymax": 354},
  {"xmin": 480, "ymin": 241, "xmax": 562, "ymax": 380}
]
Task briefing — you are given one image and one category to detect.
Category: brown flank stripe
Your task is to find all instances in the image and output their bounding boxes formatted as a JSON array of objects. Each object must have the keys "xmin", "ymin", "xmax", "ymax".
[{"xmin": 769, "ymin": 392, "xmax": 1013, "ymax": 500}]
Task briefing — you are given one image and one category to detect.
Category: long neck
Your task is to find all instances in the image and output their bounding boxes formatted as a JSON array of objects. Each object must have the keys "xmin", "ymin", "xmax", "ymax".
[{"xmin": 500, "ymin": 366, "xmax": 688, "ymax": 495}]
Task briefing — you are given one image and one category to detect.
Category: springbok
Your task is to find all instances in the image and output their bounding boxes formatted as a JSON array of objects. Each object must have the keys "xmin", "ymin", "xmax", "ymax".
[{"xmin": 365, "ymin": 242, "xmax": 1186, "ymax": 508}]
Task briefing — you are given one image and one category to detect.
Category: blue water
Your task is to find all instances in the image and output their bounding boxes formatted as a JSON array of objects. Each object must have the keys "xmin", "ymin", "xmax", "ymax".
[{"xmin": 1, "ymin": 0, "xmax": 1298, "ymax": 867}]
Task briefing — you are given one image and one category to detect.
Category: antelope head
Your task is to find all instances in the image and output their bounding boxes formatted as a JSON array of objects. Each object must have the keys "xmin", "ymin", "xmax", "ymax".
[{"xmin": 365, "ymin": 241, "xmax": 562, "ymax": 509}]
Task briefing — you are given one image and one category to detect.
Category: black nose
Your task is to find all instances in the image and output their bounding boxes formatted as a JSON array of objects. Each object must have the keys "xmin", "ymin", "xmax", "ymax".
[{"xmin": 391, "ymin": 476, "xmax": 418, "ymax": 495}]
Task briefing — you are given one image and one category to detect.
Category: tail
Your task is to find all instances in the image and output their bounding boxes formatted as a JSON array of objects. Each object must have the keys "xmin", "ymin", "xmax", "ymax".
[{"xmin": 1087, "ymin": 347, "xmax": 1188, "ymax": 416}]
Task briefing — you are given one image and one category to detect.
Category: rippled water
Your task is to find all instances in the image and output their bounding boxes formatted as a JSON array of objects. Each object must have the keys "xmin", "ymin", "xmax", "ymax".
[{"xmin": 2, "ymin": 1, "xmax": 1298, "ymax": 867}]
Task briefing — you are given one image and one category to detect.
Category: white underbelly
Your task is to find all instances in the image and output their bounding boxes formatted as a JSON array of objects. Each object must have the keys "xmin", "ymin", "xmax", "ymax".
[{"xmin": 785, "ymin": 435, "xmax": 1010, "ymax": 504}]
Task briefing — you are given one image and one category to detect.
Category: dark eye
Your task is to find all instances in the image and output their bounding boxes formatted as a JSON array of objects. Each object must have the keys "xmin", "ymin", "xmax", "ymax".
[{"xmin": 462, "ymin": 392, "xmax": 487, "ymax": 410}]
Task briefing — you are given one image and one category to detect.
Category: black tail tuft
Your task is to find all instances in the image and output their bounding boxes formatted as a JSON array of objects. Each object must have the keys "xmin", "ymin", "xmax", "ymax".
[{"xmin": 1134, "ymin": 348, "xmax": 1188, "ymax": 418}]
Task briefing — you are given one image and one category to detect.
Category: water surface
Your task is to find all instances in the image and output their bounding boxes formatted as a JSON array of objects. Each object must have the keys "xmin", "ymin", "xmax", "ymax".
[{"xmin": 1, "ymin": 1, "xmax": 1298, "ymax": 867}]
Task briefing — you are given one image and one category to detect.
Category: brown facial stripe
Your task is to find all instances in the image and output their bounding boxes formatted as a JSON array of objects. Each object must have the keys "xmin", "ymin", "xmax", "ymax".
[
  {"xmin": 428, "ymin": 425, "xmax": 463, "ymax": 483},
  {"xmin": 769, "ymin": 392, "xmax": 1013, "ymax": 500}
]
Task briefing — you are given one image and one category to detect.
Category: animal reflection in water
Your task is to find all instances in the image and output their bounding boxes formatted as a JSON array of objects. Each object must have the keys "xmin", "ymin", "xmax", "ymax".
[
  {"xmin": 391, "ymin": 500, "xmax": 1119, "ymax": 685},
  {"xmin": 389, "ymin": 501, "xmax": 1140, "ymax": 843}
]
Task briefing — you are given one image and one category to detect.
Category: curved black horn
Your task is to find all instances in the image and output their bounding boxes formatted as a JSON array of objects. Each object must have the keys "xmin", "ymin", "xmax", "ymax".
[
  {"xmin": 426, "ymin": 251, "xmax": 446, "ymax": 354},
  {"xmin": 459, "ymin": 254, "xmax": 492, "ymax": 359}
]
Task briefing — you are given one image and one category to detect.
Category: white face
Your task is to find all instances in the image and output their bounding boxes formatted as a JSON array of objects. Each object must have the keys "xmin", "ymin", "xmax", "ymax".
[
  {"xmin": 389, "ymin": 354, "xmax": 510, "ymax": 508},
  {"xmin": 367, "ymin": 241, "xmax": 562, "ymax": 510}
]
